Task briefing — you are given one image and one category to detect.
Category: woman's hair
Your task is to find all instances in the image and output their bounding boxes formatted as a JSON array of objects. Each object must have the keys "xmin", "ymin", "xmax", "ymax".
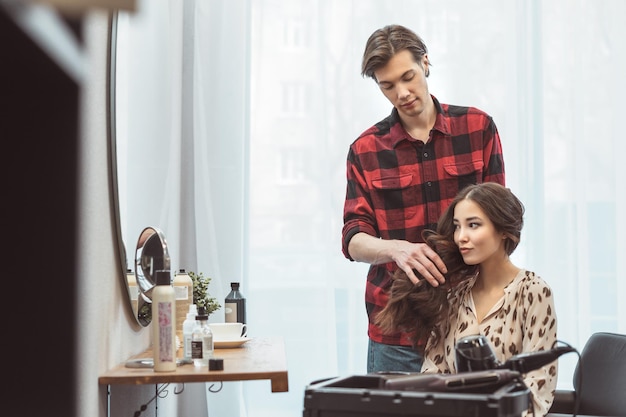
[
  {"xmin": 374, "ymin": 182, "xmax": 525, "ymax": 353},
  {"xmin": 361, "ymin": 24, "xmax": 430, "ymax": 80}
]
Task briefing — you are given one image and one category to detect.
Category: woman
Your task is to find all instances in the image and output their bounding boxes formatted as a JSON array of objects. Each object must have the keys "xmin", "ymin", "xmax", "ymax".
[{"xmin": 375, "ymin": 182, "xmax": 557, "ymax": 416}]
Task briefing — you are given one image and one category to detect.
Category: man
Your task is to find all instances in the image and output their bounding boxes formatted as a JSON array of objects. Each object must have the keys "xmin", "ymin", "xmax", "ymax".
[{"xmin": 341, "ymin": 24, "xmax": 505, "ymax": 373}]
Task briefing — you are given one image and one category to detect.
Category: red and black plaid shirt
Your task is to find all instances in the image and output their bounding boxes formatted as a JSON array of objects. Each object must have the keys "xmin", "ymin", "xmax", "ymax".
[{"xmin": 342, "ymin": 95, "xmax": 505, "ymax": 346}]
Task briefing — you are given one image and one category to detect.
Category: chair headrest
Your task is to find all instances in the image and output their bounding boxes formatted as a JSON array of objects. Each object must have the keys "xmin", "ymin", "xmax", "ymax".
[{"xmin": 574, "ymin": 332, "xmax": 626, "ymax": 415}]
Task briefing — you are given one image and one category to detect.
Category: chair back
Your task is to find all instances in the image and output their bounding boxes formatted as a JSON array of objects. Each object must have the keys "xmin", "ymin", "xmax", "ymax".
[{"xmin": 574, "ymin": 332, "xmax": 626, "ymax": 415}]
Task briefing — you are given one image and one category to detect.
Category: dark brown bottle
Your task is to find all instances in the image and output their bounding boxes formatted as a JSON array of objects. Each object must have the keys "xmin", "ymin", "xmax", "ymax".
[{"xmin": 224, "ymin": 282, "xmax": 246, "ymax": 324}]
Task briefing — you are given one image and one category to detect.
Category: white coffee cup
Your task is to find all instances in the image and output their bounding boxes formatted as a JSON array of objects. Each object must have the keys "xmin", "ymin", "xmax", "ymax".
[{"xmin": 208, "ymin": 322, "xmax": 248, "ymax": 340}]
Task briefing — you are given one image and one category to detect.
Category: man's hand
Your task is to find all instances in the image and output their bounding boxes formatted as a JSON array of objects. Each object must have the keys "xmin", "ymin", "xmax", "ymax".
[
  {"xmin": 390, "ymin": 241, "xmax": 447, "ymax": 287},
  {"xmin": 348, "ymin": 233, "xmax": 447, "ymax": 287}
]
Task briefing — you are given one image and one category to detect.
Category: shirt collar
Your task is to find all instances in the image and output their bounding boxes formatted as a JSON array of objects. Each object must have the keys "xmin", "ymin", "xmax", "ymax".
[{"xmin": 389, "ymin": 95, "xmax": 451, "ymax": 148}]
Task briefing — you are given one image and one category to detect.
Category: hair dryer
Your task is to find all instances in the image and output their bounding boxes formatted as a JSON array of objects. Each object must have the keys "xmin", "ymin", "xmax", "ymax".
[
  {"xmin": 455, "ymin": 335, "xmax": 575, "ymax": 374},
  {"xmin": 455, "ymin": 335, "xmax": 500, "ymax": 372}
]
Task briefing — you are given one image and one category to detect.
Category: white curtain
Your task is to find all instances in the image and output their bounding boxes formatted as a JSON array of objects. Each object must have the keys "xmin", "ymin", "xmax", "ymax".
[{"xmin": 117, "ymin": 1, "xmax": 626, "ymax": 416}]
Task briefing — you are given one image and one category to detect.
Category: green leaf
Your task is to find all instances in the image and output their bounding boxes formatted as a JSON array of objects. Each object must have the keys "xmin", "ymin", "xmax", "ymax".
[{"xmin": 188, "ymin": 270, "xmax": 221, "ymax": 316}]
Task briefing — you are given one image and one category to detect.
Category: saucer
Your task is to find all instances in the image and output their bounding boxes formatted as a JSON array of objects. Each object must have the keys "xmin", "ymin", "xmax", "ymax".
[{"xmin": 214, "ymin": 337, "xmax": 251, "ymax": 349}]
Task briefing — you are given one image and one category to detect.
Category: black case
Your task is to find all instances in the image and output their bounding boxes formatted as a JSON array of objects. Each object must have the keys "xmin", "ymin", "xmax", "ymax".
[{"xmin": 303, "ymin": 372, "xmax": 531, "ymax": 417}]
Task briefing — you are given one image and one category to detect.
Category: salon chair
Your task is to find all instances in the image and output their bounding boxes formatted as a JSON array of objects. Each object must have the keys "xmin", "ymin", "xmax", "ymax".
[{"xmin": 547, "ymin": 332, "xmax": 626, "ymax": 417}]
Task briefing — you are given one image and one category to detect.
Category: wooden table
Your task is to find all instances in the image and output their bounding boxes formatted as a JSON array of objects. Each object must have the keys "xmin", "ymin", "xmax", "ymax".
[{"xmin": 99, "ymin": 336, "xmax": 289, "ymax": 393}]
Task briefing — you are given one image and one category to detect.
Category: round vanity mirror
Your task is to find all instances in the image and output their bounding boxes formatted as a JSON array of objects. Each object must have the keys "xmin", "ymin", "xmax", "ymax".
[
  {"xmin": 107, "ymin": 8, "xmax": 177, "ymax": 326},
  {"xmin": 134, "ymin": 226, "xmax": 171, "ymax": 326}
]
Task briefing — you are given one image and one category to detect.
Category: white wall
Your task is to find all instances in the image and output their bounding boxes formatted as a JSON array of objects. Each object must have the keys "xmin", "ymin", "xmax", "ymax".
[{"xmin": 78, "ymin": 10, "xmax": 153, "ymax": 417}]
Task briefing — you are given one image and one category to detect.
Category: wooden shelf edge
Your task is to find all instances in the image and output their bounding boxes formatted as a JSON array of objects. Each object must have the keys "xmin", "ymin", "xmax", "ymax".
[{"xmin": 99, "ymin": 336, "xmax": 289, "ymax": 393}]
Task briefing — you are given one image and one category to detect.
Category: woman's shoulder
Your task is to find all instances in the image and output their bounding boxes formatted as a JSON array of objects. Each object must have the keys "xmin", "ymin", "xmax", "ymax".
[
  {"xmin": 515, "ymin": 269, "xmax": 554, "ymax": 298},
  {"xmin": 519, "ymin": 269, "xmax": 550, "ymax": 285}
]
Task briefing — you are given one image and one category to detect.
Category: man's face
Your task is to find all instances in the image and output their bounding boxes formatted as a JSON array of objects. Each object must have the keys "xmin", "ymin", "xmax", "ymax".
[{"xmin": 373, "ymin": 49, "xmax": 429, "ymax": 118}]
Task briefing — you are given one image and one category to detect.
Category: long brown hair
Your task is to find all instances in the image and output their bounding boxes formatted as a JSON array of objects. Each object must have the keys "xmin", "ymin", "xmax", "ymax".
[{"xmin": 374, "ymin": 182, "xmax": 524, "ymax": 353}]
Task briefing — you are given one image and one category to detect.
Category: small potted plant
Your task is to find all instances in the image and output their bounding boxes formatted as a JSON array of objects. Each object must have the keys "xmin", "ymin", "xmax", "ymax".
[{"xmin": 188, "ymin": 270, "xmax": 221, "ymax": 316}]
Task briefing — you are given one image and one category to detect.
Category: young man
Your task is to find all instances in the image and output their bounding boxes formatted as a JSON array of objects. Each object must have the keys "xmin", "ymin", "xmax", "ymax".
[{"xmin": 341, "ymin": 24, "xmax": 506, "ymax": 373}]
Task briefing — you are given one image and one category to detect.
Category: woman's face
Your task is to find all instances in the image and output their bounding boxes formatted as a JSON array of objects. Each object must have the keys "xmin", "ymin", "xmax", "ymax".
[{"xmin": 452, "ymin": 199, "xmax": 506, "ymax": 265}]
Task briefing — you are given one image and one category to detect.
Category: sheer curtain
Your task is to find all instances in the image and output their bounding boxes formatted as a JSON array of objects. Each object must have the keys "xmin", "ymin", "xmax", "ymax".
[{"xmin": 119, "ymin": 1, "xmax": 626, "ymax": 416}]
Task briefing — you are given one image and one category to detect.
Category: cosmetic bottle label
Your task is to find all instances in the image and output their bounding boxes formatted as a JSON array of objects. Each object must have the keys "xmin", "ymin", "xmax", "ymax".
[{"xmin": 157, "ymin": 301, "xmax": 174, "ymax": 362}]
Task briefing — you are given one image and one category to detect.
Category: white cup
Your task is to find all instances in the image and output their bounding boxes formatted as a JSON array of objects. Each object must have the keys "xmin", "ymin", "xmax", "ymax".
[{"xmin": 208, "ymin": 322, "xmax": 248, "ymax": 340}]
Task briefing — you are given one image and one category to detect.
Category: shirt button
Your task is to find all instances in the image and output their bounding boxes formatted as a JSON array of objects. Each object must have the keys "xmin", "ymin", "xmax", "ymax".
[
  {"xmin": 423, "ymin": 152, "xmax": 429, "ymax": 158},
  {"xmin": 427, "ymin": 181, "xmax": 432, "ymax": 187}
]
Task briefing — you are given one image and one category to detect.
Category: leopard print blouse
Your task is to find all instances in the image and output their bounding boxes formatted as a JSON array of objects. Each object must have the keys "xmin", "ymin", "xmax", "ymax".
[{"xmin": 421, "ymin": 269, "xmax": 558, "ymax": 417}]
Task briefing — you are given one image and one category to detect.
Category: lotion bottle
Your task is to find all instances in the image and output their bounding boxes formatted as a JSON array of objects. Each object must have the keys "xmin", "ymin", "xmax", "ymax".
[
  {"xmin": 126, "ymin": 268, "xmax": 138, "ymax": 314},
  {"xmin": 173, "ymin": 268, "xmax": 193, "ymax": 343},
  {"xmin": 152, "ymin": 270, "xmax": 176, "ymax": 372}
]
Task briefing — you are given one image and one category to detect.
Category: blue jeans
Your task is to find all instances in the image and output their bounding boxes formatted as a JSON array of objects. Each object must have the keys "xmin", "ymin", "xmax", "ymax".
[{"xmin": 367, "ymin": 339, "xmax": 423, "ymax": 373}]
